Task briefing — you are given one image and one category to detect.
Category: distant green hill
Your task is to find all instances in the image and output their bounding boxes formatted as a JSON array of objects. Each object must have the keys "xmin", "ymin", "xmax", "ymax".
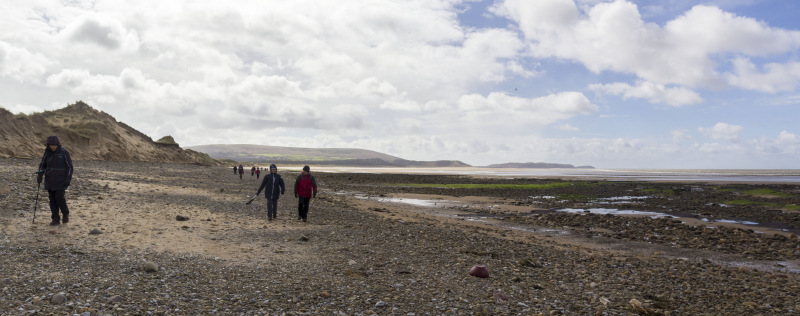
[{"xmin": 187, "ymin": 144, "xmax": 470, "ymax": 167}]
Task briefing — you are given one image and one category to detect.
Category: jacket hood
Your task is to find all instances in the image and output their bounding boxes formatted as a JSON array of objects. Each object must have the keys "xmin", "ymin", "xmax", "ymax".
[
  {"xmin": 46, "ymin": 135, "xmax": 61, "ymax": 147},
  {"xmin": 269, "ymin": 164, "xmax": 277, "ymax": 171}
]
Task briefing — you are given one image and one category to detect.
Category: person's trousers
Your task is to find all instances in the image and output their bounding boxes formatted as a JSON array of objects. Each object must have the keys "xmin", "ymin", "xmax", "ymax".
[
  {"xmin": 266, "ymin": 198, "xmax": 278, "ymax": 219},
  {"xmin": 297, "ymin": 197, "xmax": 311, "ymax": 220},
  {"xmin": 48, "ymin": 190, "xmax": 69, "ymax": 222}
]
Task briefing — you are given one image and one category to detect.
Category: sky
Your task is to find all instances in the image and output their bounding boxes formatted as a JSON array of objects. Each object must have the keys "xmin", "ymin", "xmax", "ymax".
[{"xmin": 1, "ymin": 0, "xmax": 800, "ymax": 169}]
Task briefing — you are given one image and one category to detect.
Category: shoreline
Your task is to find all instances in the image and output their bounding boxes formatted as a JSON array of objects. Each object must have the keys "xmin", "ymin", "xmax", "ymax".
[{"xmin": 288, "ymin": 165, "xmax": 800, "ymax": 184}]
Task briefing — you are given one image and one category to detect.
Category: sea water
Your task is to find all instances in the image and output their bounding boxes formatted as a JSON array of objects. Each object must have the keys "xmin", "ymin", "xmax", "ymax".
[{"xmin": 311, "ymin": 167, "xmax": 800, "ymax": 183}]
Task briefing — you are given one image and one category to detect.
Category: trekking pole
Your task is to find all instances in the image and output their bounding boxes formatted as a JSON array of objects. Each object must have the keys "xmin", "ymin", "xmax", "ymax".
[
  {"xmin": 32, "ymin": 180, "xmax": 41, "ymax": 224},
  {"xmin": 245, "ymin": 194, "xmax": 257, "ymax": 205},
  {"xmin": 32, "ymin": 170, "xmax": 44, "ymax": 224}
]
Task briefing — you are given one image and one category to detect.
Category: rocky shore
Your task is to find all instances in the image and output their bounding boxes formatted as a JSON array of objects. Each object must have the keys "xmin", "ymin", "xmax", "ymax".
[{"xmin": 2, "ymin": 159, "xmax": 799, "ymax": 315}]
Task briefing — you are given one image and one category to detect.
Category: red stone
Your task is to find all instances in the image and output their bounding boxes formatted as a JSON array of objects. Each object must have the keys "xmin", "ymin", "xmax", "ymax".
[{"xmin": 469, "ymin": 265, "xmax": 490, "ymax": 278}]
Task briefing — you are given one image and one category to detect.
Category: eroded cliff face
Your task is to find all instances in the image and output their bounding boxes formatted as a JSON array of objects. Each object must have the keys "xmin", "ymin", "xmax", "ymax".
[
  {"xmin": 0, "ymin": 101, "xmax": 215, "ymax": 164},
  {"xmin": 0, "ymin": 105, "xmax": 58, "ymax": 158}
]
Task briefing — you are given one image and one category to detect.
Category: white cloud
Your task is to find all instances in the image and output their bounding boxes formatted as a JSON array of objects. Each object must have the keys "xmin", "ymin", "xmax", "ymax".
[
  {"xmin": 671, "ymin": 129, "xmax": 691, "ymax": 143},
  {"xmin": 45, "ymin": 69, "xmax": 95, "ymax": 90},
  {"xmin": 452, "ymin": 92, "xmax": 598, "ymax": 137},
  {"xmin": 459, "ymin": 91, "xmax": 596, "ymax": 113},
  {"xmin": 316, "ymin": 104, "xmax": 369, "ymax": 130},
  {"xmin": 727, "ymin": 59, "xmax": 800, "ymax": 93},
  {"xmin": 776, "ymin": 130, "xmax": 800, "ymax": 146},
  {"xmin": 63, "ymin": 13, "xmax": 140, "ymax": 51},
  {"xmin": 423, "ymin": 100, "xmax": 452, "ymax": 111},
  {"xmin": 556, "ymin": 124, "xmax": 579, "ymax": 131},
  {"xmin": 380, "ymin": 95, "xmax": 422, "ymax": 112},
  {"xmin": 698, "ymin": 122, "xmax": 743, "ymax": 141},
  {"xmin": 460, "ymin": 28, "xmax": 532, "ymax": 82},
  {"xmin": 231, "ymin": 75, "xmax": 305, "ymax": 100},
  {"xmin": 492, "ymin": 1, "xmax": 800, "ymax": 91},
  {"xmin": 666, "ymin": 5, "xmax": 800, "ymax": 57},
  {"xmin": 458, "ymin": 91, "xmax": 597, "ymax": 120},
  {"xmin": 45, "ymin": 68, "xmax": 160, "ymax": 96},
  {"xmin": 768, "ymin": 94, "xmax": 800, "ymax": 105},
  {"xmin": 3, "ymin": 103, "xmax": 43, "ymax": 114},
  {"xmin": 351, "ymin": 78, "xmax": 399, "ymax": 99},
  {"xmin": 589, "ymin": 81, "xmax": 703, "ymax": 106},
  {"xmin": 0, "ymin": 42, "xmax": 53, "ymax": 83}
]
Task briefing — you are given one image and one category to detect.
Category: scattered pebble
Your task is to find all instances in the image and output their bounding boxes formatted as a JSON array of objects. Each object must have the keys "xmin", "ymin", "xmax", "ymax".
[
  {"xmin": 51, "ymin": 293, "xmax": 67, "ymax": 304},
  {"xmin": 142, "ymin": 261, "xmax": 159, "ymax": 272},
  {"xmin": 107, "ymin": 295, "xmax": 123, "ymax": 304}
]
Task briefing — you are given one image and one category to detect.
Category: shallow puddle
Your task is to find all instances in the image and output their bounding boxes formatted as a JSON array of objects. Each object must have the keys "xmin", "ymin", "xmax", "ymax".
[
  {"xmin": 555, "ymin": 207, "xmax": 672, "ymax": 218},
  {"xmin": 376, "ymin": 197, "xmax": 454, "ymax": 207},
  {"xmin": 593, "ymin": 196, "xmax": 649, "ymax": 204},
  {"xmin": 701, "ymin": 218, "xmax": 759, "ymax": 225}
]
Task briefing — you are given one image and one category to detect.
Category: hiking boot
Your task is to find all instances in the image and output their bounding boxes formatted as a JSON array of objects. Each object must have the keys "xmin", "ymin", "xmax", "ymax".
[
  {"xmin": 268, "ymin": 217, "xmax": 273, "ymax": 221},
  {"xmin": 49, "ymin": 220, "xmax": 60, "ymax": 226},
  {"xmin": 62, "ymin": 215, "xmax": 69, "ymax": 224}
]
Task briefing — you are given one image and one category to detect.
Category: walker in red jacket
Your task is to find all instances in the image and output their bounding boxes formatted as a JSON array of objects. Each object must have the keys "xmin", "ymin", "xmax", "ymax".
[{"xmin": 293, "ymin": 165, "xmax": 317, "ymax": 222}]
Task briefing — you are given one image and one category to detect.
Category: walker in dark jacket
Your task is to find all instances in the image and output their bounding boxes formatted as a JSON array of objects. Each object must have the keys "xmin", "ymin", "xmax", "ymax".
[
  {"xmin": 37, "ymin": 135, "xmax": 73, "ymax": 226},
  {"xmin": 255, "ymin": 164, "xmax": 285, "ymax": 220},
  {"xmin": 293, "ymin": 165, "xmax": 317, "ymax": 222}
]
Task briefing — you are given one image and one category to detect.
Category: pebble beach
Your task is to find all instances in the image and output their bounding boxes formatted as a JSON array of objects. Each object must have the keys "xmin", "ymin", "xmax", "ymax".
[{"xmin": 2, "ymin": 159, "xmax": 799, "ymax": 315}]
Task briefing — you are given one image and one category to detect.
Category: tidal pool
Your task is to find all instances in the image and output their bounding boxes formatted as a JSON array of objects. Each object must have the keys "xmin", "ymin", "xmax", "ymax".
[
  {"xmin": 701, "ymin": 218, "xmax": 759, "ymax": 225},
  {"xmin": 376, "ymin": 197, "xmax": 454, "ymax": 207},
  {"xmin": 555, "ymin": 208, "xmax": 673, "ymax": 218},
  {"xmin": 593, "ymin": 196, "xmax": 649, "ymax": 204}
]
